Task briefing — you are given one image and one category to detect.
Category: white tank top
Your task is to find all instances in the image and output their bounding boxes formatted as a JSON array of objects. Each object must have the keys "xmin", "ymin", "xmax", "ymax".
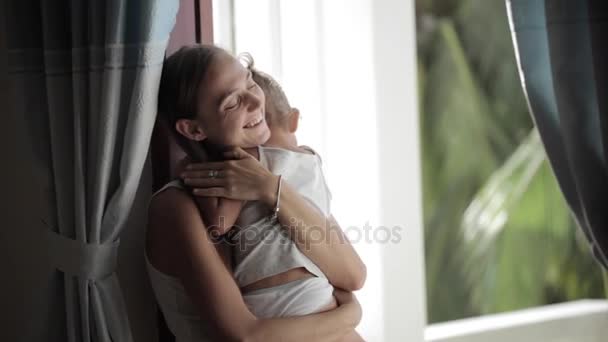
[{"xmin": 145, "ymin": 180, "xmax": 213, "ymax": 342}]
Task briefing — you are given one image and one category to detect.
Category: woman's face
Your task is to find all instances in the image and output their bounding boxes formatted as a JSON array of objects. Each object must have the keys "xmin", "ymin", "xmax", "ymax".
[{"xmin": 194, "ymin": 52, "xmax": 270, "ymax": 148}]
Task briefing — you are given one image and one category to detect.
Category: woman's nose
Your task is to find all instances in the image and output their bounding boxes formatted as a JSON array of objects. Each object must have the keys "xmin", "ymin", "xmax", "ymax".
[{"xmin": 244, "ymin": 90, "xmax": 262, "ymax": 112}]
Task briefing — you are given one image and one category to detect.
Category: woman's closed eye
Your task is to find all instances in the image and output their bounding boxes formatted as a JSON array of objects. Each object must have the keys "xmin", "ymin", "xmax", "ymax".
[
  {"xmin": 225, "ymin": 85, "xmax": 258, "ymax": 111},
  {"xmin": 225, "ymin": 95, "xmax": 241, "ymax": 111}
]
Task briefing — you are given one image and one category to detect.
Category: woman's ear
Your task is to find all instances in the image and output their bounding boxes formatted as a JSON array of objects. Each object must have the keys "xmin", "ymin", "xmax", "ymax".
[
  {"xmin": 175, "ymin": 119, "xmax": 207, "ymax": 141},
  {"xmin": 287, "ymin": 108, "xmax": 300, "ymax": 133}
]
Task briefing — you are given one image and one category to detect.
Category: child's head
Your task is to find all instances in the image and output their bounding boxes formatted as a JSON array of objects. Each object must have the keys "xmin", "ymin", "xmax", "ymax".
[{"xmin": 243, "ymin": 57, "xmax": 299, "ymax": 134}]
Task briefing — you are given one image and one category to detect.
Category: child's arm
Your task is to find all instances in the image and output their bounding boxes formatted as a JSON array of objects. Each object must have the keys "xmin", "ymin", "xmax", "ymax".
[
  {"xmin": 175, "ymin": 155, "xmax": 243, "ymax": 236},
  {"xmin": 274, "ymin": 181, "xmax": 367, "ymax": 292},
  {"xmin": 194, "ymin": 197, "xmax": 243, "ymax": 236}
]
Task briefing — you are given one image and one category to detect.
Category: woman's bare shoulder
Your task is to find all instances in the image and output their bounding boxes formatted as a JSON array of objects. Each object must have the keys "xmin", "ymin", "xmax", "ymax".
[
  {"xmin": 148, "ymin": 186, "xmax": 204, "ymax": 235},
  {"xmin": 147, "ymin": 187, "xmax": 200, "ymax": 276},
  {"xmin": 149, "ymin": 186, "xmax": 192, "ymax": 213}
]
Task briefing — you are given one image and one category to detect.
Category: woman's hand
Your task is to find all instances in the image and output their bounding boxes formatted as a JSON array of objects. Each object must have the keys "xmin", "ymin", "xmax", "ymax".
[
  {"xmin": 334, "ymin": 290, "xmax": 362, "ymax": 327},
  {"xmin": 180, "ymin": 147, "xmax": 280, "ymax": 204}
]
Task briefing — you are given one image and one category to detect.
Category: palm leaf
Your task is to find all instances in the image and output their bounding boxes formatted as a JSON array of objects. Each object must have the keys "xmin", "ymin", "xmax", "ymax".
[
  {"xmin": 461, "ymin": 130, "xmax": 604, "ymax": 313},
  {"xmin": 420, "ymin": 18, "xmax": 501, "ymax": 322}
]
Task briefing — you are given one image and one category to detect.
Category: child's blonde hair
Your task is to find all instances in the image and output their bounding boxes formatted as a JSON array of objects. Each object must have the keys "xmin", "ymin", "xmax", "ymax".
[{"xmin": 240, "ymin": 53, "xmax": 294, "ymax": 127}]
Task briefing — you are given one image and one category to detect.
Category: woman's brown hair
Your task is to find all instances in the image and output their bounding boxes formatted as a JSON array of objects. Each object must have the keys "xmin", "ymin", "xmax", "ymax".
[{"xmin": 157, "ymin": 44, "xmax": 225, "ymax": 159}]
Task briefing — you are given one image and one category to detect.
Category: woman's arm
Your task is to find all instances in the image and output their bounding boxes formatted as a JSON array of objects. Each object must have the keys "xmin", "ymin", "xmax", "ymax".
[
  {"xmin": 149, "ymin": 189, "xmax": 361, "ymax": 342},
  {"xmin": 182, "ymin": 147, "xmax": 367, "ymax": 292},
  {"xmin": 176, "ymin": 156, "xmax": 243, "ymax": 235},
  {"xmin": 264, "ymin": 180, "xmax": 367, "ymax": 291}
]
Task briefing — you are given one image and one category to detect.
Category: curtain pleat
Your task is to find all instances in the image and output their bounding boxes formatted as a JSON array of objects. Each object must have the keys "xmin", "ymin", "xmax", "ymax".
[
  {"xmin": 507, "ymin": 0, "xmax": 608, "ymax": 268},
  {"xmin": 4, "ymin": 0, "xmax": 179, "ymax": 340}
]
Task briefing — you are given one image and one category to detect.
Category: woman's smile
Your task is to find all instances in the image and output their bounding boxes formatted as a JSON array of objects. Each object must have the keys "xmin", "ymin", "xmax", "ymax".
[{"xmin": 243, "ymin": 114, "xmax": 265, "ymax": 129}]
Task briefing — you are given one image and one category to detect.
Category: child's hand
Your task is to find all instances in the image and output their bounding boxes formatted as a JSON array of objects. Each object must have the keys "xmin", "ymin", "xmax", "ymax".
[{"xmin": 333, "ymin": 289, "xmax": 362, "ymax": 327}]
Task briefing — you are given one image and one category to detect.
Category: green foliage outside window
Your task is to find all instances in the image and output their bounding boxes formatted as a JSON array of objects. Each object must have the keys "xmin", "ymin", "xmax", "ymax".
[{"xmin": 416, "ymin": 0, "xmax": 605, "ymax": 323}]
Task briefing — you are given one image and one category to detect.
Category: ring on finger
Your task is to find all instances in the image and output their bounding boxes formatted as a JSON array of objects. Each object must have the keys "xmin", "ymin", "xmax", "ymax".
[{"xmin": 208, "ymin": 170, "xmax": 220, "ymax": 178}]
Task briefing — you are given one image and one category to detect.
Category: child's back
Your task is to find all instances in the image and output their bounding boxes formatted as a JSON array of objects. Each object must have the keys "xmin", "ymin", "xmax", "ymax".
[
  {"xmin": 232, "ymin": 144, "xmax": 334, "ymax": 317},
  {"xmin": 225, "ymin": 68, "xmax": 337, "ymax": 317}
]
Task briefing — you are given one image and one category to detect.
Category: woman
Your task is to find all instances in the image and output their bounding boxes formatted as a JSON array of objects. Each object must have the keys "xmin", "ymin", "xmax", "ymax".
[{"xmin": 146, "ymin": 44, "xmax": 365, "ymax": 341}]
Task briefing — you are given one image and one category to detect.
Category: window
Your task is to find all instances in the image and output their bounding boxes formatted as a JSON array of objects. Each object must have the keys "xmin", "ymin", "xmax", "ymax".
[{"xmin": 415, "ymin": 0, "xmax": 605, "ymax": 324}]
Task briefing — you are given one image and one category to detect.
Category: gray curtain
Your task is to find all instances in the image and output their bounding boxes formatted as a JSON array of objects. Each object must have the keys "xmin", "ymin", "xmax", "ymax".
[
  {"xmin": 5, "ymin": 1, "xmax": 178, "ymax": 341},
  {"xmin": 507, "ymin": 0, "xmax": 608, "ymax": 268}
]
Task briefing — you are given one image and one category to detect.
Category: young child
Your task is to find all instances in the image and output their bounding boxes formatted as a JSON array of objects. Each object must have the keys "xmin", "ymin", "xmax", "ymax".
[{"xmin": 190, "ymin": 65, "xmax": 340, "ymax": 318}]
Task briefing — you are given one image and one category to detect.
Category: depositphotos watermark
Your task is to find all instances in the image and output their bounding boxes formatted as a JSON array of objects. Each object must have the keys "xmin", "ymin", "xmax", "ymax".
[{"xmin": 207, "ymin": 216, "xmax": 403, "ymax": 251}]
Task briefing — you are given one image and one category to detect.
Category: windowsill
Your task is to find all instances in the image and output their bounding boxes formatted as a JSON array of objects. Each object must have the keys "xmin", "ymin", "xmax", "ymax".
[{"xmin": 425, "ymin": 300, "xmax": 608, "ymax": 342}]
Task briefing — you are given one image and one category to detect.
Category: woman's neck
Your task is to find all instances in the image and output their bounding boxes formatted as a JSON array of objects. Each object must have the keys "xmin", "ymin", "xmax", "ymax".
[
  {"xmin": 200, "ymin": 140, "xmax": 228, "ymax": 161},
  {"xmin": 201, "ymin": 140, "xmax": 261, "ymax": 161}
]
